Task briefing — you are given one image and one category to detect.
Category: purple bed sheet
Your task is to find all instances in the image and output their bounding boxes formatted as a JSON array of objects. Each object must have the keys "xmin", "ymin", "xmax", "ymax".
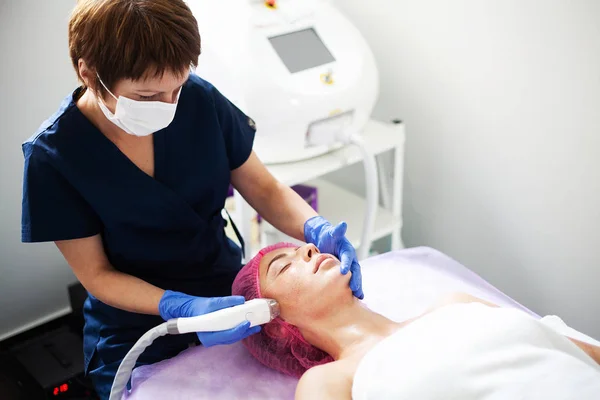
[{"xmin": 123, "ymin": 246, "xmax": 537, "ymax": 400}]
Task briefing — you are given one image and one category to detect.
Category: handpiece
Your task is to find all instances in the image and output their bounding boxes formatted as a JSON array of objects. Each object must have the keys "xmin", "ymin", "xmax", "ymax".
[
  {"xmin": 109, "ymin": 299, "xmax": 279, "ymax": 400},
  {"xmin": 167, "ymin": 298, "xmax": 280, "ymax": 334}
]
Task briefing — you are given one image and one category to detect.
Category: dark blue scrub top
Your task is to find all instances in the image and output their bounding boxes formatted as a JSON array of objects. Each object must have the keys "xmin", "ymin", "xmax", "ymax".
[{"xmin": 21, "ymin": 73, "xmax": 256, "ymax": 373}]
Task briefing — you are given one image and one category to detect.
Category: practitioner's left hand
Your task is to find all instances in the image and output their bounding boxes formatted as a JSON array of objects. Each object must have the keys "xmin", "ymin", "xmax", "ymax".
[{"xmin": 304, "ymin": 216, "xmax": 364, "ymax": 299}]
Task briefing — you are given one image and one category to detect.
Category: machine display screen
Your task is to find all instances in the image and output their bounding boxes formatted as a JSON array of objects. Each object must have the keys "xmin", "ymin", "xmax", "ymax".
[{"xmin": 269, "ymin": 28, "xmax": 336, "ymax": 73}]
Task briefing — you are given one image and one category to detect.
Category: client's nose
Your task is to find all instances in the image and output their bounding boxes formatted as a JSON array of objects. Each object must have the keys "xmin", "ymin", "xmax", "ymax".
[{"xmin": 300, "ymin": 243, "xmax": 320, "ymax": 262}]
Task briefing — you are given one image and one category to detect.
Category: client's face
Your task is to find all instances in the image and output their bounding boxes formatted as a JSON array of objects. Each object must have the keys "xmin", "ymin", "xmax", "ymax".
[{"xmin": 259, "ymin": 244, "xmax": 352, "ymax": 325}]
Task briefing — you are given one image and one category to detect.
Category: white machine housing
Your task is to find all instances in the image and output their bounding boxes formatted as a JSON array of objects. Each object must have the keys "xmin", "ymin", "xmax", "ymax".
[{"xmin": 190, "ymin": 0, "xmax": 379, "ymax": 164}]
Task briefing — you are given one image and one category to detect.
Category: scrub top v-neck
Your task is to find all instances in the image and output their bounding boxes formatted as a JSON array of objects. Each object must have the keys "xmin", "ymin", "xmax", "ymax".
[{"xmin": 21, "ymin": 73, "xmax": 256, "ymax": 374}]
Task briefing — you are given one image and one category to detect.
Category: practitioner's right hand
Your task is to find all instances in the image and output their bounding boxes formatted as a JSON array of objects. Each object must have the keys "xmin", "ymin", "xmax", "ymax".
[{"xmin": 158, "ymin": 290, "xmax": 261, "ymax": 347}]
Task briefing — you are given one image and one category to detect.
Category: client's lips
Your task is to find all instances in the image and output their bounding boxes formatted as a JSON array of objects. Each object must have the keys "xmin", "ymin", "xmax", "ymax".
[{"xmin": 314, "ymin": 254, "xmax": 332, "ymax": 273}]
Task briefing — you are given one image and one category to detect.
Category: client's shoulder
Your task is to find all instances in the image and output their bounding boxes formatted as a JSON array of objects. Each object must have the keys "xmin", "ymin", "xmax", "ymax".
[{"xmin": 295, "ymin": 361, "xmax": 352, "ymax": 400}]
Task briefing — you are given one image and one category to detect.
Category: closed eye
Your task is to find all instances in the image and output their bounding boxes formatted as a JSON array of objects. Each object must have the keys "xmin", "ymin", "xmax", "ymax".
[
  {"xmin": 278, "ymin": 263, "xmax": 291, "ymax": 276},
  {"xmin": 139, "ymin": 94, "xmax": 158, "ymax": 100}
]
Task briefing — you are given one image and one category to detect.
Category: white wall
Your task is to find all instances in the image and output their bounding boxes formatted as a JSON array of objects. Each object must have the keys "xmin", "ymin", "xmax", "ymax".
[
  {"xmin": 0, "ymin": 0, "xmax": 79, "ymax": 340},
  {"xmin": 335, "ymin": 0, "xmax": 600, "ymax": 336}
]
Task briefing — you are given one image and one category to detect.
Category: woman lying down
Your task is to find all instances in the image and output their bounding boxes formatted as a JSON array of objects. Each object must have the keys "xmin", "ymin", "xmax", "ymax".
[{"xmin": 232, "ymin": 242, "xmax": 600, "ymax": 400}]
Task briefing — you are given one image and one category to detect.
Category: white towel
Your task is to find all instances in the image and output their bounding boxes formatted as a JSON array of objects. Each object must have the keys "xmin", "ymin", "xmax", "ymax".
[{"xmin": 352, "ymin": 303, "xmax": 600, "ymax": 400}]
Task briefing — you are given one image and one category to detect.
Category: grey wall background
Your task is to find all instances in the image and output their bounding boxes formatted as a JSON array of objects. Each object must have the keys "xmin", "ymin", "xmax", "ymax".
[
  {"xmin": 333, "ymin": 0, "xmax": 600, "ymax": 337},
  {"xmin": 1, "ymin": 0, "xmax": 599, "ymax": 339},
  {"xmin": 0, "ymin": 0, "xmax": 78, "ymax": 340}
]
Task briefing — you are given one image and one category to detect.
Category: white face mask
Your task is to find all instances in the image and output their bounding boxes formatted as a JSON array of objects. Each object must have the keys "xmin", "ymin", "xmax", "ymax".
[{"xmin": 95, "ymin": 74, "xmax": 181, "ymax": 137}]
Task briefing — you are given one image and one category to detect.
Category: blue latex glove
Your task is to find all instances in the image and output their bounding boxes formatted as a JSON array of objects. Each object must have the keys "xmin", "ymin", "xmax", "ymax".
[
  {"xmin": 304, "ymin": 216, "xmax": 364, "ymax": 299},
  {"xmin": 158, "ymin": 290, "xmax": 261, "ymax": 347}
]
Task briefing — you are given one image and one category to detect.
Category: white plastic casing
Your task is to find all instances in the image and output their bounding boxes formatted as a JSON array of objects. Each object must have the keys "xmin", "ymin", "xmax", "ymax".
[
  {"xmin": 190, "ymin": 0, "xmax": 379, "ymax": 164},
  {"xmin": 176, "ymin": 299, "xmax": 278, "ymax": 334}
]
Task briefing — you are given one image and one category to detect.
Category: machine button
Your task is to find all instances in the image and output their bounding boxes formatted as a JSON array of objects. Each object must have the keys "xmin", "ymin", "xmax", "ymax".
[{"xmin": 245, "ymin": 312, "xmax": 255, "ymax": 323}]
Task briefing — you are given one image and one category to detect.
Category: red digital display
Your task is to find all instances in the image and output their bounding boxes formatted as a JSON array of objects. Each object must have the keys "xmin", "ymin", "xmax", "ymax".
[{"xmin": 53, "ymin": 383, "xmax": 69, "ymax": 396}]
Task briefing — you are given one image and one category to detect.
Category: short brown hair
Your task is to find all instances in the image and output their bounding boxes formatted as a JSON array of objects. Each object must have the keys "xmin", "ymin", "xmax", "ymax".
[{"xmin": 69, "ymin": 0, "xmax": 201, "ymax": 95}]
